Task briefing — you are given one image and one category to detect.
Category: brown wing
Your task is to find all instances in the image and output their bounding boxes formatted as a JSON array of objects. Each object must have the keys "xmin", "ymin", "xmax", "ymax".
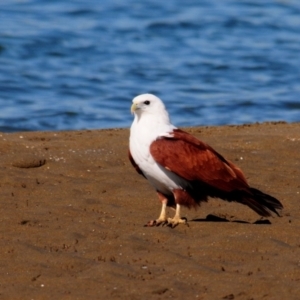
[
  {"xmin": 150, "ymin": 129, "xmax": 249, "ymax": 192},
  {"xmin": 128, "ymin": 149, "xmax": 146, "ymax": 178}
]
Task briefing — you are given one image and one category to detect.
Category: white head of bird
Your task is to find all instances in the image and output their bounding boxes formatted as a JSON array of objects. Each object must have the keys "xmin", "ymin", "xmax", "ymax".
[{"xmin": 130, "ymin": 94, "xmax": 173, "ymax": 127}]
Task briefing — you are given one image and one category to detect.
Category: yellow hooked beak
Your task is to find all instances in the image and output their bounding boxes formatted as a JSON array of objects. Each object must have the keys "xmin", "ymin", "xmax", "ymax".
[{"xmin": 131, "ymin": 103, "xmax": 138, "ymax": 114}]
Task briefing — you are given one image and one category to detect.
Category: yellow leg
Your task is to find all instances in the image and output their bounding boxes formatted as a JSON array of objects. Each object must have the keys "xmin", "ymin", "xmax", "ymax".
[
  {"xmin": 145, "ymin": 192, "xmax": 168, "ymax": 227},
  {"xmin": 167, "ymin": 204, "xmax": 187, "ymax": 228}
]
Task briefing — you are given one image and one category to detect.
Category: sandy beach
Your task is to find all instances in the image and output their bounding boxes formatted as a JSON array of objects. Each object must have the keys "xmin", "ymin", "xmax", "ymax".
[{"xmin": 0, "ymin": 122, "xmax": 299, "ymax": 299}]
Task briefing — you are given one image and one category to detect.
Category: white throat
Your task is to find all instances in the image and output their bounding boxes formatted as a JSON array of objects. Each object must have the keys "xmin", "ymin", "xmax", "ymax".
[{"xmin": 131, "ymin": 106, "xmax": 176, "ymax": 140}]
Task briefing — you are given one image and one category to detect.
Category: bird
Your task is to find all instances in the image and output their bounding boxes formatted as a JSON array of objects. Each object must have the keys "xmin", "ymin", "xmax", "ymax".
[{"xmin": 129, "ymin": 94, "xmax": 283, "ymax": 227}]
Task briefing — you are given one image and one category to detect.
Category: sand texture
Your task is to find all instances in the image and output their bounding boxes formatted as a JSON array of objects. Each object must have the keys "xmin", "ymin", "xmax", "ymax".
[{"xmin": 0, "ymin": 122, "xmax": 299, "ymax": 299}]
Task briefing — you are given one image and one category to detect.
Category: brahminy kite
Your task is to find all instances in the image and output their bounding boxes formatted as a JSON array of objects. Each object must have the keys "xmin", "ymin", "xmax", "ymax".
[{"xmin": 129, "ymin": 94, "xmax": 283, "ymax": 227}]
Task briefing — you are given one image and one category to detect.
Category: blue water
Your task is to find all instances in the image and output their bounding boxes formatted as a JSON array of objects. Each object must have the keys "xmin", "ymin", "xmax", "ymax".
[{"xmin": 0, "ymin": 0, "xmax": 300, "ymax": 132}]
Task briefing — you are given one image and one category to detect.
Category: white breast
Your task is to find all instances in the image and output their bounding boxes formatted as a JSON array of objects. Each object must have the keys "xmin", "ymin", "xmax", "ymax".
[{"xmin": 130, "ymin": 115, "xmax": 189, "ymax": 195}]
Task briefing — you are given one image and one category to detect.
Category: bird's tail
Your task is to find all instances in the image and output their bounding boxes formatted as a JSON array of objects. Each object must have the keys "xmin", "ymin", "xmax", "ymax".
[{"xmin": 242, "ymin": 188, "xmax": 283, "ymax": 217}]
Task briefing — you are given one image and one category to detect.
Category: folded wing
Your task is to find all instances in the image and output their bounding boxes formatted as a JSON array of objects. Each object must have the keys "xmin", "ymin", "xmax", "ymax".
[{"xmin": 150, "ymin": 129, "xmax": 249, "ymax": 193}]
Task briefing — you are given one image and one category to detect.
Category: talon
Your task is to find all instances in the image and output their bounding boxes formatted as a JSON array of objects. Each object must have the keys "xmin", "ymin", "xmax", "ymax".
[
  {"xmin": 167, "ymin": 222, "xmax": 176, "ymax": 228},
  {"xmin": 167, "ymin": 216, "xmax": 188, "ymax": 228},
  {"xmin": 144, "ymin": 218, "xmax": 167, "ymax": 227},
  {"xmin": 182, "ymin": 217, "xmax": 188, "ymax": 223},
  {"xmin": 155, "ymin": 220, "xmax": 166, "ymax": 227},
  {"xmin": 144, "ymin": 220, "xmax": 156, "ymax": 227}
]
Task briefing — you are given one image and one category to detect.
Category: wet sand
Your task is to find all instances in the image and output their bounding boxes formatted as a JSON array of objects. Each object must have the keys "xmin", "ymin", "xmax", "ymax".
[{"xmin": 0, "ymin": 122, "xmax": 299, "ymax": 299}]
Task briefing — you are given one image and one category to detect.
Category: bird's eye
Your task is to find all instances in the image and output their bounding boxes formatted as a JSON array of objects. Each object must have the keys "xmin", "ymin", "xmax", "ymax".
[{"xmin": 144, "ymin": 100, "xmax": 150, "ymax": 105}]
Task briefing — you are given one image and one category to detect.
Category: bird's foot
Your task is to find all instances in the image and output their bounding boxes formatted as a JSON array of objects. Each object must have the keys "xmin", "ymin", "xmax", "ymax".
[
  {"xmin": 144, "ymin": 217, "xmax": 168, "ymax": 227},
  {"xmin": 166, "ymin": 216, "xmax": 188, "ymax": 228}
]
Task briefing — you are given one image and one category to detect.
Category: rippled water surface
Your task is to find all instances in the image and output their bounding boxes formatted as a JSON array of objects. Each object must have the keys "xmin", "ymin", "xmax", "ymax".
[{"xmin": 0, "ymin": 0, "xmax": 299, "ymax": 132}]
